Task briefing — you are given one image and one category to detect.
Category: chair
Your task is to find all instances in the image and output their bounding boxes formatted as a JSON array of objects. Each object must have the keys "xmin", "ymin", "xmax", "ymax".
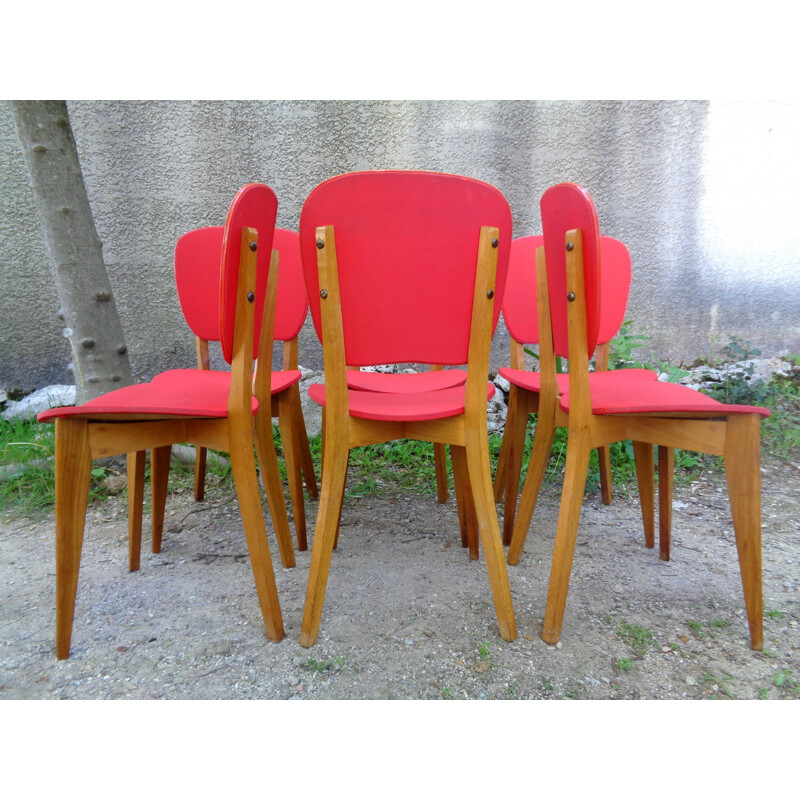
[
  {"xmin": 297, "ymin": 169, "xmax": 517, "ymax": 647},
  {"xmin": 494, "ymin": 234, "xmax": 664, "ymax": 549},
  {"xmin": 38, "ymin": 183, "xmax": 289, "ymax": 658},
  {"xmin": 346, "ymin": 366, "xmax": 463, "ymax": 505},
  {"xmin": 508, "ymin": 182, "xmax": 769, "ymax": 649},
  {"xmin": 127, "ymin": 227, "xmax": 318, "ymax": 562}
]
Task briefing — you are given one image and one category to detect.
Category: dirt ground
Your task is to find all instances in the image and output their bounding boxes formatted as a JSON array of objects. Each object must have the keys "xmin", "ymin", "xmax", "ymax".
[{"xmin": 1, "ymin": 454, "xmax": 798, "ymax": 702}]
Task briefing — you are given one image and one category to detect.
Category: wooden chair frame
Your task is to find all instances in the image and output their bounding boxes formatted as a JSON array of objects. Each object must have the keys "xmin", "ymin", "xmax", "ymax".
[
  {"xmin": 508, "ymin": 231, "xmax": 763, "ymax": 649},
  {"xmin": 299, "ymin": 224, "xmax": 517, "ymax": 647},
  {"xmin": 52, "ymin": 227, "xmax": 286, "ymax": 658}
]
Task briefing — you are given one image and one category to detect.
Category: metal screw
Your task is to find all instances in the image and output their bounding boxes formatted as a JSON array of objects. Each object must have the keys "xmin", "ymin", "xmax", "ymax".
[
  {"xmin": 567, "ymin": 292, "xmax": 576, "ymax": 302},
  {"xmin": 247, "ymin": 291, "xmax": 255, "ymax": 302},
  {"xmin": 320, "ymin": 290, "xmax": 328, "ymax": 299},
  {"xmin": 566, "ymin": 241, "xmax": 574, "ymax": 251},
  {"xmin": 316, "ymin": 239, "xmax": 325, "ymax": 249},
  {"xmin": 250, "ymin": 241, "xmax": 257, "ymax": 251},
  {"xmin": 491, "ymin": 238, "xmax": 499, "ymax": 248},
  {"xmin": 487, "ymin": 290, "xmax": 494, "ymax": 299}
]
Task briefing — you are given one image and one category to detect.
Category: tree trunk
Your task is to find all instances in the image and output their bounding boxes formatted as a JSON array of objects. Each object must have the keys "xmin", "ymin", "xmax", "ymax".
[{"xmin": 9, "ymin": 100, "xmax": 133, "ymax": 403}]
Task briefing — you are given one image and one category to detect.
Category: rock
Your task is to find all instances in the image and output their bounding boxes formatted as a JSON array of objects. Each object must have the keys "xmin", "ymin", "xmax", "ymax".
[
  {"xmin": 2, "ymin": 385, "xmax": 76, "ymax": 421},
  {"xmin": 103, "ymin": 475, "xmax": 127, "ymax": 495}
]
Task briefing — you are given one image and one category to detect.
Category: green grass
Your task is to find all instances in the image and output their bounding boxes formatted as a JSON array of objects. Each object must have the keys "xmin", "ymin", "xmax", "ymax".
[
  {"xmin": 2, "ymin": 332, "xmax": 797, "ymax": 517},
  {"xmin": 616, "ymin": 621, "xmax": 655, "ymax": 656}
]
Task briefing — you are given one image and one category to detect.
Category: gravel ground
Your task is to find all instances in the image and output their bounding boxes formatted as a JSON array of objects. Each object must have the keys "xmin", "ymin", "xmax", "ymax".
[{"xmin": 2, "ymin": 454, "xmax": 798, "ymax": 703}]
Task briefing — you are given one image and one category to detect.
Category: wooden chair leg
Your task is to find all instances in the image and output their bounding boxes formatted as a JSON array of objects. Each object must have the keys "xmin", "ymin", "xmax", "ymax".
[
  {"xmin": 632, "ymin": 441, "xmax": 655, "ymax": 549},
  {"xmin": 541, "ymin": 430, "xmax": 593, "ymax": 644},
  {"xmin": 464, "ymin": 432, "xmax": 517, "ymax": 642},
  {"xmin": 332, "ymin": 451, "xmax": 350, "ymax": 550},
  {"xmin": 253, "ymin": 414, "xmax": 296, "ymax": 569},
  {"xmin": 300, "ymin": 442, "xmax": 350, "ymax": 647},
  {"xmin": 507, "ymin": 407, "xmax": 556, "ymax": 566},
  {"xmin": 291, "ymin": 386, "xmax": 318, "ymax": 499},
  {"xmin": 658, "ymin": 445, "xmax": 673, "ymax": 561},
  {"xmin": 150, "ymin": 445, "xmax": 171, "ymax": 554},
  {"xmin": 724, "ymin": 414, "xmax": 763, "ymax": 650},
  {"xmin": 433, "ymin": 442, "xmax": 449, "ymax": 503},
  {"xmin": 492, "ymin": 392, "xmax": 517, "ymax": 503},
  {"xmin": 194, "ymin": 446, "xmax": 207, "ymax": 501},
  {"xmin": 127, "ymin": 450, "xmax": 146, "ymax": 571},
  {"xmin": 597, "ymin": 445, "xmax": 612, "ymax": 505},
  {"xmin": 502, "ymin": 388, "xmax": 530, "ymax": 546},
  {"xmin": 451, "ymin": 445, "xmax": 478, "ymax": 559},
  {"xmin": 277, "ymin": 393, "xmax": 308, "ymax": 551},
  {"xmin": 228, "ymin": 426, "xmax": 285, "ymax": 643},
  {"xmin": 54, "ymin": 418, "xmax": 91, "ymax": 660}
]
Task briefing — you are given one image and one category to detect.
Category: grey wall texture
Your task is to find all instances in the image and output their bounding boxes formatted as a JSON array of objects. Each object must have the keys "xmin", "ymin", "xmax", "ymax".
[{"xmin": 1, "ymin": 100, "xmax": 799, "ymax": 391}]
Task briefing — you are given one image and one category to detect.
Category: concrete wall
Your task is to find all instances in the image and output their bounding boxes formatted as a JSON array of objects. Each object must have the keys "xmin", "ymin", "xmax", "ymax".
[{"xmin": 1, "ymin": 100, "xmax": 799, "ymax": 391}]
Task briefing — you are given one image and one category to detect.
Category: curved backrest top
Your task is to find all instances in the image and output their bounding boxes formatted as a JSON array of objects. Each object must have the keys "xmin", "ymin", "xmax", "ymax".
[
  {"xmin": 299, "ymin": 170, "xmax": 512, "ymax": 367},
  {"xmin": 503, "ymin": 233, "xmax": 631, "ymax": 347},
  {"xmin": 219, "ymin": 183, "xmax": 278, "ymax": 364},
  {"xmin": 175, "ymin": 224, "xmax": 307, "ymax": 353},
  {"xmin": 540, "ymin": 183, "xmax": 602, "ymax": 358}
]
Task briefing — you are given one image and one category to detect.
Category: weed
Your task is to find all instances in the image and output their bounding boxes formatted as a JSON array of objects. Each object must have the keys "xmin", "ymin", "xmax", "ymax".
[
  {"xmin": 440, "ymin": 687, "xmax": 455, "ymax": 700},
  {"xmin": 617, "ymin": 658, "xmax": 634, "ymax": 672},
  {"xmin": 702, "ymin": 671, "xmax": 737, "ymax": 699},
  {"xmin": 710, "ymin": 619, "xmax": 732, "ymax": 629},
  {"xmin": 772, "ymin": 669, "xmax": 800, "ymax": 697},
  {"xmin": 542, "ymin": 678, "xmax": 554, "ymax": 692},
  {"xmin": 302, "ymin": 655, "xmax": 346, "ymax": 673},
  {"xmin": 687, "ymin": 620, "xmax": 704, "ymax": 636},
  {"xmin": 478, "ymin": 641, "xmax": 491, "ymax": 662},
  {"xmin": 617, "ymin": 621, "xmax": 655, "ymax": 656},
  {"xmin": 766, "ymin": 610, "xmax": 786, "ymax": 619},
  {"xmin": 758, "ymin": 687, "xmax": 769, "ymax": 700}
]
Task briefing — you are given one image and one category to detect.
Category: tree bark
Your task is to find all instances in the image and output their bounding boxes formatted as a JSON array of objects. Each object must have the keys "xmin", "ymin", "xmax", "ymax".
[{"xmin": 9, "ymin": 100, "xmax": 133, "ymax": 403}]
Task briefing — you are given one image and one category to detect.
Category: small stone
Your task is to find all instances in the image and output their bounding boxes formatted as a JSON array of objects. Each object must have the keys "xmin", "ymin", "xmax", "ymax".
[
  {"xmin": 686, "ymin": 676, "xmax": 697, "ymax": 686},
  {"xmin": 613, "ymin": 585, "xmax": 624, "ymax": 594},
  {"xmin": 661, "ymin": 645, "xmax": 672, "ymax": 653},
  {"xmin": 104, "ymin": 475, "xmax": 127, "ymax": 495},
  {"xmin": 555, "ymin": 641, "xmax": 563, "ymax": 650}
]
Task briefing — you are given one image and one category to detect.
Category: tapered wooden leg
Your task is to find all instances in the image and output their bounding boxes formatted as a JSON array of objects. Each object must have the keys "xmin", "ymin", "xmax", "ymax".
[
  {"xmin": 507, "ymin": 405, "xmax": 556, "ymax": 566},
  {"xmin": 434, "ymin": 443, "xmax": 449, "ymax": 503},
  {"xmin": 724, "ymin": 414, "xmax": 763, "ymax": 650},
  {"xmin": 633, "ymin": 441, "xmax": 655, "ymax": 549},
  {"xmin": 278, "ymin": 393, "xmax": 307, "ymax": 551},
  {"xmin": 300, "ymin": 442, "xmax": 350, "ymax": 647},
  {"xmin": 502, "ymin": 387, "xmax": 530, "ymax": 546},
  {"xmin": 54, "ymin": 418, "xmax": 91, "ymax": 660},
  {"xmin": 541, "ymin": 429, "xmax": 592, "ymax": 644},
  {"xmin": 127, "ymin": 450, "xmax": 146, "ymax": 571},
  {"xmin": 464, "ymin": 432, "xmax": 517, "ymax": 642},
  {"xmin": 194, "ymin": 446, "xmax": 207, "ymax": 501},
  {"xmin": 597, "ymin": 445, "xmax": 612, "ymax": 505},
  {"xmin": 253, "ymin": 415, "xmax": 296, "ymax": 569},
  {"xmin": 492, "ymin": 392, "xmax": 517, "ymax": 503},
  {"xmin": 451, "ymin": 445, "xmax": 478, "ymax": 558},
  {"xmin": 291, "ymin": 387, "xmax": 318, "ymax": 499},
  {"xmin": 228, "ymin": 424, "xmax": 284, "ymax": 642},
  {"xmin": 332, "ymin": 452, "xmax": 350, "ymax": 550},
  {"xmin": 150, "ymin": 445, "xmax": 171, "ymax": 554},
  {"xmin": 657, "ymin": 445, "xmax": 673, "ymax": 561}
]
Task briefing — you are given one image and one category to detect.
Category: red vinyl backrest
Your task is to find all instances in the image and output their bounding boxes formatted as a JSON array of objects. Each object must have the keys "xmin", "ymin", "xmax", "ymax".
[
  {"xmin": 502, "ymin": 235, "xmax": 544, "ymax": 345},
  {"xmin": 174, "ymin": 224, "xmax": 307, "ymax": 351},
  {"xmin": 503, "ymin": 233, "xmax": 631, "ymax": 347},
  {"xmin": 299, "ymin": 170, "xmax": 512, "ymax": 367},
  {"xmin": 539, "ymin": 183, "xmax": 602, "ymax": 359},
  {"xmin": 219, "ymin": 183, "xmax": 278, "ymax": 364}
]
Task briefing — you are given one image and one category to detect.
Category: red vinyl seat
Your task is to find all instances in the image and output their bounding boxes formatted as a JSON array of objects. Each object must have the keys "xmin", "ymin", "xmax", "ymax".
[
  {"xmin": 297, "ymin": 169, "xmax": 517, "ymax": 647},
  {"xmin": 38, "ymin": 184, "xmax": 290, "ymax": 658},
  {"xmin": 506, "ymin": 182, "xmax": 769, "ymax": 651}
]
